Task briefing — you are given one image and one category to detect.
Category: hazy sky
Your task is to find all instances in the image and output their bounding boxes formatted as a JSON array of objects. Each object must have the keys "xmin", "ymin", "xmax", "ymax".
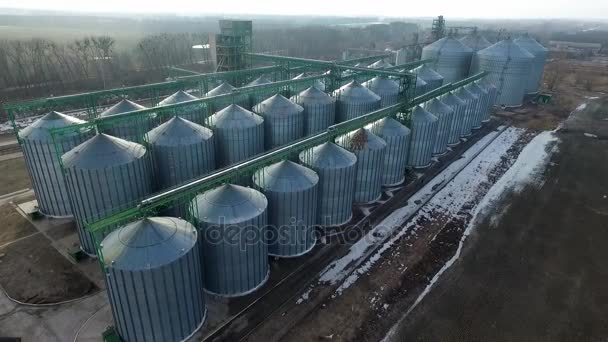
[{"xmin": 1, "ymin": 0, "xmax": 607, "ymax": 19}]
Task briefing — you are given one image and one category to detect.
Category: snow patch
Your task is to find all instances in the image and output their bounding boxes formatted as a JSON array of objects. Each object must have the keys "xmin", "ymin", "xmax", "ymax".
[{"xmin": 584, "ymin": 133, "xmax": 598, "ymax": 138}]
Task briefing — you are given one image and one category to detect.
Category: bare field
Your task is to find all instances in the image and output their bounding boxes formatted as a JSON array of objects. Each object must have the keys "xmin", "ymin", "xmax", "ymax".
[{"xmin": 0, "ymin": 157, "xmax": 30, "ymax": 195}]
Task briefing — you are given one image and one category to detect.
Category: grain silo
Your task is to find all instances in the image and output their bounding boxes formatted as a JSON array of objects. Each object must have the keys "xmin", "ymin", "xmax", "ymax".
[
  {"xmin": 407, "ymin": 106, "xmax": 438, "ymax": 168},
  {"xmin": 333, "ymin": 81, "xmax": 381, "ymax": 122},
  {"xmin": 191, "ymin": 184, "xmax": 269, "ymax": 297},
  {"xmin": 459, "ymin": 31, "xmax": 492, "ymax": 75},
  {"xmin": 62, "ymin": 134, "xmax": 153, "ymax": 255},
  {"xmin": 252, "ymin": 160, "xmax": 318, "ymax": 257},
  {"xmin": 206, "ymin": 81, "xmax": 249, "ymax": 113},
  {"xmin": 369, "ymin": 59, "xmax": 392, "ymax": 69},
  {"xmin": 206, "ymin": 81, "xmax": 235, "ymax": 96},
  {"xmin": 207, "ymin": 104, "xmax": 264, "ymax": 167},
  {"xmin": 147, "ymin": 116, "xmax": 216, "ymax": 191},
  {"xmin": 514, "ymin": 35, "xmax": 548, "ymax": 94},
  {"xmin": 19, "ymin": 111, "xmax": 92, "ymax": 217},
  {"xmin": 292, "ymin": 73, "xmax": 326, "ymax": 92},
  {"xmin": 102, "ymin": 217, "xmax": 205, "ymax": 342},
  {"xmin": 246, "ymin": 75, "xmax": 273, "ymax": 108},
  {"xmin": 424, "ymin": 98, "xmax": 454, "ymax": 156},
  {"xmin": 336, "ymin": 128, "xmax": 387, "ymax": 204},
  {"xmin": 477, "ymin": 80, "xmax": 497, "ymax": 122},
  {"xmin": 98, "ymin": 99, "xmax": 152, "ymax": 143},
  {"xmin": 440, "ymin": 92, "xmax": 468, "ymax": 146},
  {"xmin": 362, "ymin": 76, "xmax": 400, "ymax": 107},
  {"xmin": 253, "ymin": 94, "xmax": 304, "ymax": 149},
  {"xmin": 157, "ymin": 90, "xmax": 203, "ymax": 124},
  {"xmin": 477, "ymin": 39, "xmax": 534, "ymax": 107},
  {"xmin": 415, "ymin": 76, "xmax": 429, "ymax": 97},
  {"xmin": 299, "ymin": 142, "xmax": 356, "ymax": 226},
  {"xmin": 291, "ymin": 86, "xmax": 336, "ymax": 135},
  {"xmin": 454, "ymin": 87, "xmax": 478, "ymax": 137},
  {"xmin": 465, "ymin": 83, "xmax": 489, "ymax": 129},
  {"xmin": 412, "ymin": 64, "xmax": 444, "ymax": 91},
  {"xmin": 368, "ymin": 117, "xmax": 411, "ymax": 186},
  {"xmin": 421, "ymin": 36, "xmax": 473, "ymax": 83}
]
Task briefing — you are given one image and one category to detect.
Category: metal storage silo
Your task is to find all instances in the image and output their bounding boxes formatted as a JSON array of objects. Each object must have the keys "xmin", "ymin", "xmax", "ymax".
[
  {"xmin": 454, "ymin": 87, "xmax": 478, "ymax": 137},
  {"xmin": 477, "ymin": 39, "xmax": 534, "ymax": 107},
  {"xmin": 98, "ymin": 99, "xmax": 152, "ymax": 143},
  {"xmin": 252, "ymin": 160, "xmax": 318, "ymax": 257},
  {"xmin": 514, "ymin": 35, "xmax": 548, "ymax": 94},
  {"xmin": 292, "ymin": 73, "xmax": 326, "ymax": 92},
  {"xmin": 299, "ymin": 142, "xmax": 356, "ymax": 226},
  {"xmin": 246, "ymin": 76, "xmax": 273, "ymax": 108},
  {"xmin": 206, "ymin": 81, "xmax": 235, "ymax": 96},
  {"xmin": 421, "ymin": 36, "xmax": 473, "ymax": 83},
  {"xmin": 424, "ymin": 98, "xmax": 454, "ymax": 156},
  {"xmin": 333, "ymin": 81, "xmax": 381, "ymax": 122},
  {"xmin": 62, "ymin": 134, "xmax": 153, "ymax": 255},
  {"xmin": 369, "ymin": 59, "xmax": 392, "ymax": 69},
  {"xmin": 459, "ymin": 31, "xmax": 492, "ymax": 75},
  {"xmin": 158, "ymin": 90, "xmax": 203, "ymax": 125},
  {"xmin": 336, "ymin": 128, "xmax": 387, "ymax": 204},
  {"xmin": 440, "ymin": 92, "xmax": 468, "ymax": 146},
  {"xmin": 362, "ymin": 76, "xmax": 400, "ymax": 107},
  {"xmin": 465, "ymin": 83, "xmax": 489, "ymax": 129},
  {"xmin": 477, "ymin": 80, "xmax": 497, "ymax": 122},
  {"xmin": 206, "ymin": 81, "xmax": 249, "ymax": 113},
  {"xmin": 415, "ymin": 76, "xmax": 429, "ymax": 97},
  {"xmin": 19, "ymin": 111, "xmax": 92, "ymax": 217},
  {"xmin": 102, "ymin": 217, "xmax": 205, "ymax": 342},
  {"xmin": 253, "ymin": 94, "xmax": 304, "ymax": 149},
  {"xmin": 407, "ymin": 106, "xmax": 438, "ymax": 168},
  {"xmin": 191, "ymin": 184, "xmax": 269, "ymax": 297},
  {"xmin": 412, "ymin": 64, "xmax": 444, "ymax": 91},
  {"xmin": 147, "ymin": 116, "xmax": 215, "ymax": 191},
  {"xmin": 368, "ymin": 117, "xmax": 411, "ymax": 186},
  {"xmin": 291, "ymin": 86, "xmax": 336, "ymax": 135},
  {"xmin": 207, "ymin": 104, "xmax": 264, "ymax": 167}
]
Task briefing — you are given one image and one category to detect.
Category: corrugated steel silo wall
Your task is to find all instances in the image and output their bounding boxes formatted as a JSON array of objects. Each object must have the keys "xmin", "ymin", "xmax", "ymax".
[
  {"xmin": 425, "ymin": 106, "xmax": 454, "ymax": 156},
  {"xmin": 341, "ymin": 144, "xmax": 385, "ymax": 204},
  {"xmin": 98, "ymin": 115, "xmax": 155, "ymax": 143},
  {"xmin": 335, "ymin": 100, "xmax": 381, "ymax": 122},
  {"xmin": 478, "ymin": 56, "xmax": 531, "ymax": 107},
  {"xmin": 294, "ymin": 100, "xmax": 336, "ymax": 135},
  {"xmin": 106, "ymin": 243, "xmax": 205, "ymax": 342},
  {"xmin": 421, "ymin": 50, "xmax": 471, "ymax": 84},
  {"xmin": 443, "ymin": 98, "xmax": 466, "ymax": 146},
  {"xmin": 259, "ymin": 111, "xmax": 304, "ymax": 149},
  {"xmin": 370, "ymin": 123, "xmax": 410, "ymax": 186},
  {"xmin": 64, "ymin": 156, "xmax": 153, "ymax": 254},
  {"xmin": 211, "ymin": 124, "xmax": 264, "ymax": 167},
  {"xmin": 407, "ymin": 120, "xmax": 438, "ymax": 168}
]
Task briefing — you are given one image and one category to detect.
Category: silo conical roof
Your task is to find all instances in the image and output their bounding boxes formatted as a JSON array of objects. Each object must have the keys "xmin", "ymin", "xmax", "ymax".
[
  {"xmin": 455, "ymin": 87, "xmax": 477, "ymax": 100},
  {"xmin": 253, "ymin": 160, "xmax": 318, "ymax": 192},
  {"xmin": 416, "ymin": 76, "xmax": 428, "ymax": 89},
  {"xmin": 354, "ymin": 62, "xmax": 368, "ymax": 68},
  {"xmin": 253, "ymin": 94, "xmax": 303, "ymax": 114},
  {"xmin": 338, "ymin": 128, "xmax": 387, "ymax": 151},
  {"xmin": 371, "ymin": 117, "xmax": 411, "ymax": 137},
  {"xmin": 246, "ymin": 76, "xmax": 272, "ymax": 87},
  {"xmin": 192, "ymin": 184, "xmax": 267, "ymax": 224},
  {"xmin": 426, "ymin": 98, "xmax": 454, "ymax": 115},
  {"xmin": 206, "ymin": 82, "xmax": 236, "ymax": 97},
  {"xmin": 100, "ymin": 99, "xmax": 146, "ymax": 117},
  {"xmin": 443, "ymin": 92, "xmax": 467, "ymax": 106},
  {"xmin": 514, "ymin": 35, "xmax": 548, "ymax": 55},
  {"xmin": 412, "ymin": 64, "xmax": 444, "ymax": 83},
  {"xmin": 459, "ymin": 33, "xmax": 492, "ymax": 51},
  {"xmin": 158, "ymin": 90, "xmax": 198, "ymax": 106},
  {"xmin": 101, "ymin": 217, "xmax": 197, "ymax": 270},
  {"xmin": 19, "ymin": 111, "xmax": 87, "ymax": 142},
  {"xmin": 412, "ymin": 105, "xmax": 438, "ymax": 123},
  {"xmin": 147, "ymin": 116, "xmax": 213, "ymax": 146},
  {"xmin": 423, "ymin": 37, "xmax": 473, "ymax": 54},
  {"xmin": 369, "ymin": 60, "xmax": 392, "ymax": 69},
  {"xmin": 477, "ymin": 39, "xmax": 534, "ymax": 60},
  {"xmin": 333, "ymin": 80, "xmax": 381, "ymax": 104},
  {"xmin": 301, "ymin": 142, "xmax": 356, "ymax": 169},
  {"xmin": 62, "ymin": 133, "xmax": 146, "ymax": 169},
  {"xmin": 293, "ymin": 86, "xmax": 334, "ymax": 105},
  {"xmin": 362, "ymin": 77, "xmax": 400, "ymax": 94},
  {"xmin": 209, "ymin": 104, "xmax": 263, "ymax": 129}
]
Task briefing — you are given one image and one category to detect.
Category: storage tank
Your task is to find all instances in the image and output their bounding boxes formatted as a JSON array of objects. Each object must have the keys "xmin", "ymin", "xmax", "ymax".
[
  {"xmin": 19, "ymin": 111, "xmax": 92, "ymax": 217},
  {"xmin": 421, "ymin": 36, "xmax": 473, "ymax": 83},
  {"xmin": 477, "ymin": 80, "xmax": 497, "ymax": 122},
  {"xmin": 253, "ymin": 94, "xmax": 304, "ymax": 149},
  {"xmin": 369, "ymin": 59, "xmax": 392, "ymax": 69},
  {"xmin": 454, "ymin": 87, "xmax": 478, "ymax": 137},
  {"xmin": 336, "ymin": 128, "xmax": 387, "ymax": 204},
  {"xmin": 362, "ymin": 76, "xmax": 400, "ymax": 107},
  {"xmin": 477, "ymin": 39, "xmax": 534, "ymax": 107},
  {"xmin": 514, "ymin": 35, "xmax": 548, "ymax": 94},
  {"xmin": 299, "ymin": 142, "xmax": 356, "ymax": 226},
  {"xmin": 333, "ymin": 81, "xmax": 381, "ymax": 122},
  {"xmin": 62, "ymin": 134, "xmax": 153, "ymax": 255},
  {"xmin": 424, "ymin": 99, "xmax": 454, "ymax": 156},
  {"xmin": 412, "ymin": 64, "xmax": 444, "ymax": 91},
  {"xmin": 246, "ymin": 75, "xmax": 273, "ymax": 108},
  {"xmin": 157, "ymin": 90, "xmax": 203, "ymax": 125},
  {"xmin": 102, "ymin": 217, "xmax": 205, "ymax": 342},
  {"xmin": 407, "ymin": 106, "xmax": 438, "ymax": 168},
  {"xmin": 207, "ymin": 104, "xmax": 264, "ymax": 167},
  {"xmin": 292, "ymin": 73, "xmax": 326, "ymax": 92},
  {"xmin": 147, "ymin": 116, "xmax": 216, "ymax": 191},
  {"xmin": 368, "ymin": 117, "xmax": 411, "ymax": 186},
  {"xmin": 415, "ymin": 76, "xmax": 429, "ymax": 97},
  {"xmin": 98, "ymin": 99, "xmax": 152, "ymax": 143},
  {"xmin": 459, "ymin": 31, "xmax": 492, "ymax": 75},
  {"xmin": 191, "ymin": 184, "xmax": 268, "ymax": 297},
  {"xmin": 252, "ymin": 160, "xmax": 318, "ymax": 257},
  {"xmin": 205, "ymin": 82, "xmax": 248, "ymax": 113},
  {"xmin": 291, "ymin": 86, "xmax": 336, "ymax": 135},
  {"xmin": 440, "ymin": 92, "xmax": 468, "ymax": 146},
  {"xmin": 465, "ymin": 83, "xmax": 489, "ymax": 129}
]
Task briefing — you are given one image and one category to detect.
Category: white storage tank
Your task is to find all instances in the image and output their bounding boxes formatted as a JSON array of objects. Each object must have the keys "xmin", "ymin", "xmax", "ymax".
[
  {"xmin": 98, "ymin": 99, "xmax": 152, "ymax": 143},
  {"xmin": 465, "ymin": 83, "xmax": 489, "ymax": 129},
  {"xmin": 102, "ymin": 217, "xmax": 205, "ymax": 342},
  {"xmin": 62, "ymin": 134, "xmax": 153, "ymax": 255},
  {"xmin": 157, "ymin": 90, "xmax": 203, "ymax": 125},
  {"xmin": 424, "ymin": 98, "xmax": 454, "ymax": 156},
  {"xmin": 477, "ymin": 80, "xmax": 498, "ymax": 122},
  {"xmin": 407, "ymin": 106, "xmax": 438, "ymax": 168},
  {"xmin": 19, "ymin": 111, "xmax": 92, "ymax": 217},
  {"xmin": 299, "ymin": 142, "xmax": 357, "ymax": 226},
  {"xmin": 291, "ymin": 86, "xmax": 336, "ymax": 135},
  {"xmin": 362, "ymin": 76, "xmax": 400, "ymax": 107},
  {"xmin": 440, "ymin": 92, "xmax": 468, "ymax": 146},
  {"xmin": 454, "ymin": 87, "xmax": 478, "ymax": 137},
  {"xmin": 368, "ymin": 117, "xmax": 411, "ymax": 186},
  {"xmin": 421, "ymin": 36, "xmax": 473, "ymax": 83},
  {"xmin": 253, "ymin": 160, "xmax": 318, "ymax": 257},
  {"xmin": 459, "ymin": 31, "xmax": 492, "ymax": 75},
  {"xmin": 336, "ymin": 128, "xmax": 387, "ymax": 204},
  {"xmin": 412, "ymin": 64, "xmax": 444, "ymax": 91},
  {"xmin": 191, "ymin": 184, "xmax": 269, "ymax": 297},
  {"xmin": 333, "ymin": 81, "xmax": 381, "ymax": 122},
  {"xmin": 514, "ymin": 35, "xmax": 548, "ymax": 94},
  {"xmin": 253, "ymin": 94, "xmax": 305, "ymax": 149}
]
